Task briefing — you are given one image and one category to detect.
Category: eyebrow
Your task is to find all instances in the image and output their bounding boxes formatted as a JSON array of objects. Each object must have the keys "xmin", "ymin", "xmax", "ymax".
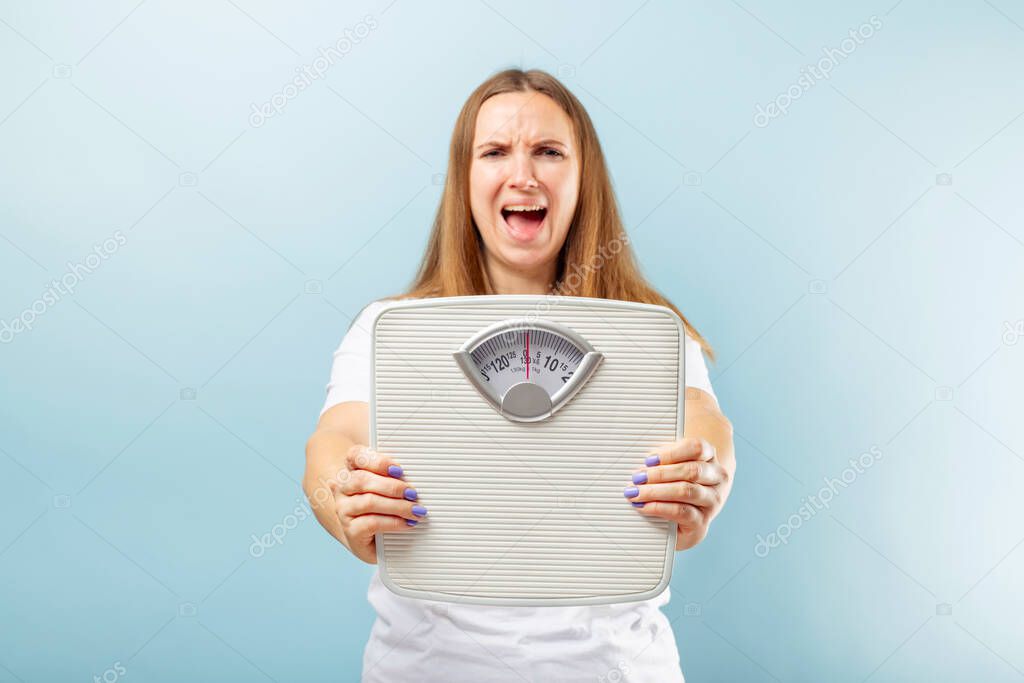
[{"xmin": 474, "ymin": 138, "xmax": 568, "ymax": 151}]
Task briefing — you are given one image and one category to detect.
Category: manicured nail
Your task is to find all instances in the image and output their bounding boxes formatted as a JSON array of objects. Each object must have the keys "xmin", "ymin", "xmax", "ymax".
[
  {"xmin": 631, "ymin": 501, "xmax": 646, "ymax": 508},
  {"xmin": 645, "ymin": 454, "xmax": 660, "ymax": 467},
  {"xmin": 404, "ymin": 488, "xmax": 418, "ymax": 501},
  {"xmin": 405, "ymin": 519, "xmax": 418, "ymax": 526},
  {"xmin": 412, "ymin": 505, "xmax": 428, "ymax": 517},
  {"xmin": 632, "ymin": 471, "xmax": 648, "ymax": 485},
  {"xmin": 623, "ymin": 487, "xmax": 639, "ymax": 498},
  {"xmin": 387, "ymin": 465, "xmax": 403, "ymax": 478}
]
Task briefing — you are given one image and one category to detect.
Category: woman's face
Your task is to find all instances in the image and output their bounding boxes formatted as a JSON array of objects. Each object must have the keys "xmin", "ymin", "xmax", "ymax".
[{"xmin": 469, "ymin": 91, "xmax": 580, "ymax": 285}]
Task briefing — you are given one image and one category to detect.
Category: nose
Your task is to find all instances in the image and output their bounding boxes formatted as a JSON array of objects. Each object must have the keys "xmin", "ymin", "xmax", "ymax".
[{"xmin": 508, "ymin": 151, "xmax": 538, "ymax": 189}]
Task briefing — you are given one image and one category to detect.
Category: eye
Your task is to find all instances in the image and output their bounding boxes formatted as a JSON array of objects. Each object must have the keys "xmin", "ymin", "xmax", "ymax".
[
  {"xmin": 539, "ymin": 148, "xmax": 564, "ymax": 158},
  {"xmin": 482, "ymin": 149, "xmax": 504, "ymax": 158}
]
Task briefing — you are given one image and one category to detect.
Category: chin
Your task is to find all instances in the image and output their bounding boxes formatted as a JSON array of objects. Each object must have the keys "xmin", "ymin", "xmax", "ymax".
[{"xmin": 498, "ymin": 246, "xmax": 559, "ymax": 273}]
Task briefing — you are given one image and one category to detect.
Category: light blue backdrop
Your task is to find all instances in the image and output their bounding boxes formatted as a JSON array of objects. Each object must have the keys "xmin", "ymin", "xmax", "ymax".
[{"xmin": 1, "ymin": 1, "xmax": 1022, "ymax": 681}]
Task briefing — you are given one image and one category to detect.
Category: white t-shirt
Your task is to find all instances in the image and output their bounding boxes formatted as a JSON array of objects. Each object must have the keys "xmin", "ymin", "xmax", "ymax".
[{"xmin": 321, "ymin": 299, "xmax": 718, "ymax": 682}]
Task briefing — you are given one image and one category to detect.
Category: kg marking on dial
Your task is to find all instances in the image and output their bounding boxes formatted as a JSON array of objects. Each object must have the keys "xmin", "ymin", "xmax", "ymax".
[{"xmin": 453, "ymin": 318, "xmax": 604, "ymax": 422}]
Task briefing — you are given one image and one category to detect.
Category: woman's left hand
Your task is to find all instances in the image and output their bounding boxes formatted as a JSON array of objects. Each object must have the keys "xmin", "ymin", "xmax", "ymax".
[{"xmin": 623, "ymin": 437, "xmax": 730, "ymax": 550}]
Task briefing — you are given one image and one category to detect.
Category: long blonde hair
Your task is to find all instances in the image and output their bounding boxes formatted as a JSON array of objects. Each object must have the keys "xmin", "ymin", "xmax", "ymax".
[{"xmin": 398, "ymin": 68, "xmax": 714, "ymax": 362}]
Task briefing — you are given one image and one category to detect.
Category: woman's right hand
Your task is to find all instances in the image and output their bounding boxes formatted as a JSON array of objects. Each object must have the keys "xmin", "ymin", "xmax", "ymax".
[{"xmin": 329, "ymin": 445, "xmax": 427, "ymax": 564}]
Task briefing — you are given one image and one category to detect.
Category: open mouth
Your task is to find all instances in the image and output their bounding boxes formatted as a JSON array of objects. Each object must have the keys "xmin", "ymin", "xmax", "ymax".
[{"xmin": 500, "ymin": 206, "xmax": 548, "ymax": 240}]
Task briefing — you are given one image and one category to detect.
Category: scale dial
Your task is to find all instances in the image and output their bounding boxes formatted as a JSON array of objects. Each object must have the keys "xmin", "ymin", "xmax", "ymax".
[{"xmin": 453, "ymin": 318, "xmax": 604, "ymax": 422}]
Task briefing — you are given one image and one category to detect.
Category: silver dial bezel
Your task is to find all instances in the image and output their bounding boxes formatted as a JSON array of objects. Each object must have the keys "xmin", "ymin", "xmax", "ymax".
[{"xmin": 452, "ymin": 317, "xmax": 604, "ymax": 422}]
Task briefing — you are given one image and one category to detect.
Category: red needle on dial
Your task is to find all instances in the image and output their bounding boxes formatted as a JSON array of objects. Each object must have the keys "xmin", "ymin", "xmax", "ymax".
[{"xmin": 525, "ymin": 330, "xmax": 530, "ymax": 380}]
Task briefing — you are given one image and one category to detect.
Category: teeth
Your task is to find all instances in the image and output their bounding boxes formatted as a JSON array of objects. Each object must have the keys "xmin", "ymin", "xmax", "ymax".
[{"xmin": 504, "ymin": 205, "xmax": 546, "ymax": 212}]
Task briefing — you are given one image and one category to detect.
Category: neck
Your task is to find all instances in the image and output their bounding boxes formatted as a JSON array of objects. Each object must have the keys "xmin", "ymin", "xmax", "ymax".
[{"xmin": 484, "ymin": 254, "xmax": 556, "ymax": 295}]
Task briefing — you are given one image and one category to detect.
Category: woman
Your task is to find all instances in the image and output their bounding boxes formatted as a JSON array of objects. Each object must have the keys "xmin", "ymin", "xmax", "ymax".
[{"xmin": 304, "ymin": 68, "xmax": 735, "ymax": 682}]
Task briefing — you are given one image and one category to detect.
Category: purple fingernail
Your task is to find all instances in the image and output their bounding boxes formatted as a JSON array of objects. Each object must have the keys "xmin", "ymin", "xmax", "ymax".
[
  {"xmin": 387, "ymin": 465, "xmax": 403, "ymax": 478},
  {"xmin": 403, "ymin": 488, "xmax": 418, "ymax": 501},
  {"xmin": 645, "ymin": 455, "xmax": 660, "ymax": 467},
  {"xmin": 412, "ymin": 505, "xmax": 427, "ymax": 517},
  {"xmin": 631, "ymin": 501, "xmax": 646, "ymax": 508},
  {"xmin": 632, "ymin": 471, "xmax": 648, "ymax": 485},
  {"xmin": 405, "ymin": 519, "xmax": 418, "ymax": 526},
  {"xmin": 623, "ymin": 487, "xmax": 639, "ymax": 498}
]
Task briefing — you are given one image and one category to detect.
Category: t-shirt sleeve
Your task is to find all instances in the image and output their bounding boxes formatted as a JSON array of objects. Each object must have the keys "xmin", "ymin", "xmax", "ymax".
[
  {"xmin": 319, "ymin": 302, "xmax": 385, "ymax": 417},
  {"xmin": 683, "ymin": 333, "xmax": 719, "ymax": 408}
]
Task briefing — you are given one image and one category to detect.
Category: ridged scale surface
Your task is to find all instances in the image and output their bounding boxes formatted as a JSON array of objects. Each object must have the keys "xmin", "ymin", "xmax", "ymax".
[{"xmin": 372, "ymin": 299, "xmax": 682, "ymax": 604}]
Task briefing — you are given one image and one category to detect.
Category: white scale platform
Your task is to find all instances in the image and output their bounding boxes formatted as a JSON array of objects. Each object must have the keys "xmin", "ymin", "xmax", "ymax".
[{"xmin": 370, "ymin": 295, "xmax": 686, "ymax": 606}]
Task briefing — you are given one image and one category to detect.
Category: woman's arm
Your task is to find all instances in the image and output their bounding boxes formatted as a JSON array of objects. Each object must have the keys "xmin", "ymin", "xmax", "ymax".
[
  {"xmin": 678, "ymin": 387, "xmax": 735, "ymax": 548},
  {"xmin": 303, "ymin": 402, "xmax": 368, "ymax": 551},
  {"xmin": 304, "ymin": 401, "xmax": 421, "ymax": 563}
]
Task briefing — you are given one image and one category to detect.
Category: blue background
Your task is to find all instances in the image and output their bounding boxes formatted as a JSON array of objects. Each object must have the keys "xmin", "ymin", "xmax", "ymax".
[{"xmin": 1, "ymin": 1, "xmax": 1022, "ymax": 681}]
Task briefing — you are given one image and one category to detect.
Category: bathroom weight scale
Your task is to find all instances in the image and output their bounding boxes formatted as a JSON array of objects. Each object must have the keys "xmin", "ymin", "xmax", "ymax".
[{"xmin": 370, "ymin": 295, "xmax": 686, "ymax": 606}]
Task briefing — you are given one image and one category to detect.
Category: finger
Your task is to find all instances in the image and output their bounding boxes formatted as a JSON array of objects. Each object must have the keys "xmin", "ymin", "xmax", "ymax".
[
  {"xmin": 633, "ymin": 460, "xmax": 725, "ymax": 486},
  {"xmin": 308, "ymin": 470, "xmax": 349, "ymax": 504},
  {"xmin": 637, "ymin": 501, "xmax": 703, "ymax": 528},
  {"xmin": 349, "ymin": 514, "xmax": 421, "ymax": 540},
  {"xmin": 624, "ymin": 480, "xmax": 717, "ymax": 508},
  {"xmin": 645, "ymin": 438, "xmax": 715, "ymax": 467},
  {"xmin": 341, "ymin": 468, "xmax": 419, "ymax": 501},
  {"xmin": 345, "ymin": 444, "xmax": 405, "ymax": 479},
  {"xmin": 340, "ymin": 493, "xmax": 428, "ymax": 521}
]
